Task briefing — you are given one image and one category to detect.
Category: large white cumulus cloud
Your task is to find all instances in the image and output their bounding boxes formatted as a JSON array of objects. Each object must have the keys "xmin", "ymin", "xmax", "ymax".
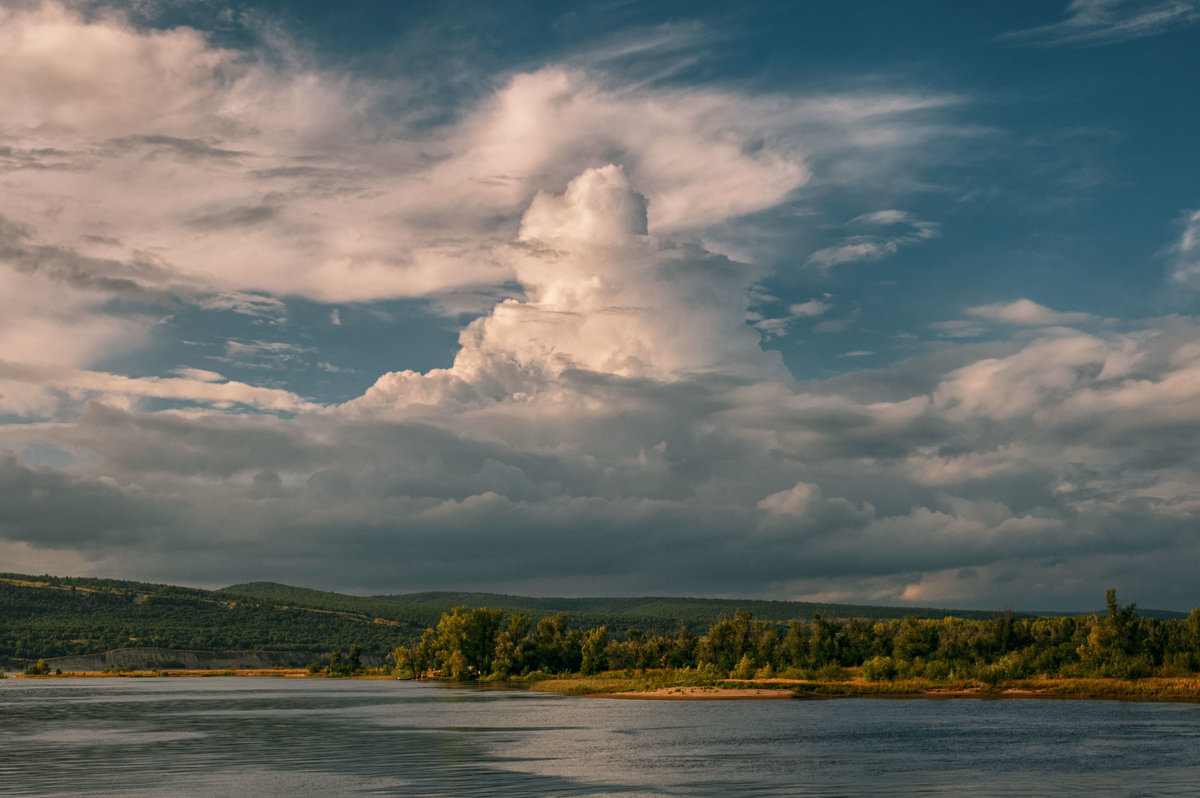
[{"xmin": 352, "ymin": 165, "xmax": 787, "ymax": 412}]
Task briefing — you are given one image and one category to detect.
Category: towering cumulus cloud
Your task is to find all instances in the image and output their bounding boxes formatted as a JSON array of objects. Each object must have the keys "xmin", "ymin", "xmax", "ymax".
[{"xmin": 353, "ymin": 165, "xmax": 786, "ymax": 411}]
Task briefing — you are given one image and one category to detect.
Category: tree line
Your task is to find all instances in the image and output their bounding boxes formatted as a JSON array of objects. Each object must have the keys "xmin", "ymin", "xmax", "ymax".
[{"xmin": 394, "ymin": 591, "xmax": 1200, "ymax": 682}]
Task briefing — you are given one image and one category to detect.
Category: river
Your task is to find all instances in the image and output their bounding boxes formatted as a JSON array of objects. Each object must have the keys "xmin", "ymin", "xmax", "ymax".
[{"xmin": 2, "ymin": 678, "xmax": 1197, "ymax": 795}]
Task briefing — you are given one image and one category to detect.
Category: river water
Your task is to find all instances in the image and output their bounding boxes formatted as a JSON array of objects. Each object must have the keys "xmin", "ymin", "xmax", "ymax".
[{"xmin": 1, "ymin": 678, "xmax": 1198, "ymax": 796}]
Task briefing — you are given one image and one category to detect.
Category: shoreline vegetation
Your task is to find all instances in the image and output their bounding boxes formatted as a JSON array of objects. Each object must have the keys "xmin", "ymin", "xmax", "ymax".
[
  {"xmin": 516, "ymin": 672, "xmax": 1200, "ymax": 702},
  {"xmin": 10, "ymin": 668, "xmax": 1200, "ymax": 703},
  {"xmin": 11, "ymin": 587, "xmax": 1200, "ymax": 703},
  {"xmin": 379, "ymin": 588, "xmax": 1200, "ymax": 703}
]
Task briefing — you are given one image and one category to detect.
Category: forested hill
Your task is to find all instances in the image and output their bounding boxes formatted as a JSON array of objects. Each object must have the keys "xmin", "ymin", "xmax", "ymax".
[
  {"xmin": 380, "ymin": 591, "xmax": 1018, "ymax": 626},
  {"xmin": 4, "ymin": 573, "xmax": 1186, "ymax": 666},
  {"xmin": 0, "ymin": 574, "xmax": 429, "ymax": 663}
]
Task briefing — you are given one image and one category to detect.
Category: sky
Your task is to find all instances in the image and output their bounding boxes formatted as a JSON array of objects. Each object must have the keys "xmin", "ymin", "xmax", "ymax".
[{"xmin": 2, "ymin": 0, "xmax": 1199, "ymax": 611}]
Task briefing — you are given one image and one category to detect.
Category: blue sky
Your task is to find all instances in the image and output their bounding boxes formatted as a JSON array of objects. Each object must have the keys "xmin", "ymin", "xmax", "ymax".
[{"xmin": 1, "ymin": 0, "xmax": 1199, "ymax": 610}]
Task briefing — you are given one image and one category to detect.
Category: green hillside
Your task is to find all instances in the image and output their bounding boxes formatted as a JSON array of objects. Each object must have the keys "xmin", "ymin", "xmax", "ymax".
[
  {"xmin": 380, "ymin": 590, "xmax": 1013, "ymax": 627},
  {"xmin": 0, "ymin": 574, "xmax": 423, "ymax": 665},
  {"xmin": 7, "ymin": 572, "xmax": 1179, "ymax": 667}
]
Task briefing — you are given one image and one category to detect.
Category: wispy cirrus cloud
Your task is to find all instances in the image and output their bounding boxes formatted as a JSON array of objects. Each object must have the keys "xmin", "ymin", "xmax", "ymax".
[
  {"xmin": 0, "ymin": 359, "xmax": 317, "ymax": 414},
  {"xmin": 807, "ymin": 210, "xmax": 939, "ymax": 271},
  {"xmin": 752, "ymin": 298, "xmax": 833, "ymax": 339},
  {"xmin": 999, "ymin": 0, "xmax": 1200, "ymax": 46},
  {"xmin": 1169, "ymin": 209, "xmax": 1200, "ymax": 288}
]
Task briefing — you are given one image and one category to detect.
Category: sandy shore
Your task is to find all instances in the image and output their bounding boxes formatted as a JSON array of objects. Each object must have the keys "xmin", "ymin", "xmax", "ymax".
[{"xmin": 590, "ymin": 685, "xmax": 793, "ymax": 700}]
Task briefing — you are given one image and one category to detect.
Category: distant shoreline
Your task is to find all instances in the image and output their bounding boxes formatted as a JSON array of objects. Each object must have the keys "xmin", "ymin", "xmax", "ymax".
[
  {"xmin": 10, "ymin": 671, "xmax": 1200, "ymax": 703},
  {"xmin": 6, "ymin": 669, "xmax": 392, "ymax": 679}
]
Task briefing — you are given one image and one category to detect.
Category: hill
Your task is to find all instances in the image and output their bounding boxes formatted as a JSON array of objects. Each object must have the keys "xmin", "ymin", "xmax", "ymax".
[
  {"xmin": 7, "ymin": 572, "xmax": 1181, "ymax": 667},
  {"xmin": 0, "ymin": 573, "xmax": 424, "ymax": 665},
  {"xmin": 378, "ymin": 590, "xmax": 1016, "ymax": 634}
]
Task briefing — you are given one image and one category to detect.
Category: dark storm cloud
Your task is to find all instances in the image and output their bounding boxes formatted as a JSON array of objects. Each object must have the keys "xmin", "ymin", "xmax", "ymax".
[
  {"xmin": 62, "ymin": 403, "xmax": 334, "ymax": 478},
  {"xmin": 0, "ymin": 453, "xmax": 164, "ymax": 546}
]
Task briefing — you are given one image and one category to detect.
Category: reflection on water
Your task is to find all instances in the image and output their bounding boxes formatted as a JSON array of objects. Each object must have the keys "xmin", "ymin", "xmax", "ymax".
[{"xmin": 1, "ymin": 678, "xmax": 1198, "ymax": 796}]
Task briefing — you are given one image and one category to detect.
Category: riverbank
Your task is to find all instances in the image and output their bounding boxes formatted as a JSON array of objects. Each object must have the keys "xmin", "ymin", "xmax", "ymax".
[
  {"xmin": 7, "ymin": 669, "xmax": 397, "ymax": 679},
  {"xmin": 10, "ymin": 669, "xmax": 1200, "ymax": 702},
  {"xmin": 520, "ymin": 672, "xmax": 1200, "ymax": 702},
  {"xmin": 10, "ymin": 668, "xmax": 309, "ymax": 678}
]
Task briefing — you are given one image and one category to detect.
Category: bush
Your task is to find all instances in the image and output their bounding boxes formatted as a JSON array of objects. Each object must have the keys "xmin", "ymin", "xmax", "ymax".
[
  {"xmin": 732, "ymin": 653, "xmax": 756, "ymax": 679},
  {"xmin": 1101, "ymin": 653, "xmax": 1152, "ymax": 679},
  {"xmin": 815, "ymin": 663, "xmax": 850, "ymax": 682},
  {"xmin": 861, "ymin": 656, "xmax": 898, "ymax": 682},
  {"xmin": 23, "ymin": 659, "xmax": 50, "ymax": 676}
]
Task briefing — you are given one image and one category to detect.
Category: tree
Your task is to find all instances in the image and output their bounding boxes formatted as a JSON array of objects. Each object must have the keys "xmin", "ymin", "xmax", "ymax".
[
  {"xmin": 666, "ymin": 624, "xmax": 697, "ymax": 668},
  {"xmin": 581, "ymin": 626, "xmax": 608, "ymax": 675},
  {"xmin": 434, "ymin": 607, "xmax": 506, "ymax": 678},
  {"xmin": 535, "ymin": 614, "xmax": 581, "ymax": 673},
  {"xmin": 491, "ymin": 612, "xmax": 532, "ymax": 678},
  {"xmin": 24, "ymin": 658, "xmax": 50, "ymax": 676},
  {"xmin": 808, "ymin": 614, "xmax": 839, "ymax": 667}
]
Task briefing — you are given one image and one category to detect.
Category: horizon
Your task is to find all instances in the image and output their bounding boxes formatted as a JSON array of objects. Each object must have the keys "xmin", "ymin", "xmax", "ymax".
[
  {"xmin": 2, "ymin": 1, "xmax": 1200, "ymax": 612},
  {"xmin": 10, "ymin": 570, "xmax": 1182, "ymax": 619}
]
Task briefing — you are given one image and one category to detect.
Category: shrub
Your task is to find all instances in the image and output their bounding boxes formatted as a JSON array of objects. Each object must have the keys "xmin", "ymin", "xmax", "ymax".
[{"xmin": 861, "ymin": 656, "xmax": 898, "ymax": 682}]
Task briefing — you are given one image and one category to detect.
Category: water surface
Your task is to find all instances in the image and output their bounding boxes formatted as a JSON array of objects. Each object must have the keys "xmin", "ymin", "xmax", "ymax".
[{"xmin": 1, "ymin": 678, "xmax": 1197, "ymax": 796}]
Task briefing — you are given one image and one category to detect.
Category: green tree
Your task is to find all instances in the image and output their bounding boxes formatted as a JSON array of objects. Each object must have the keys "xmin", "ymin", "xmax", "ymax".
[
  {"xmin": 667, "ymin": 624, "xmax": 697, "ymax": 668},
  {"xmin": 491, "ymin": 612, "xmax": 533, "ymax": 678},
  {"xmin": 581, "ymin": 626, "xmax": 608, "ymax": 675},
  {"xmin": 24, "ymin": 658, "xmax": 50, "ymax": 676},
  {"xmin": 434, "ymin": 607, "xmax": 505, "ymax": 678},
  {"xmin": 534, "ymin": 614, "xmax": 581, "ymax": 673},
  {"xmin": 808, "ymin": 614, "xmax": 839, "ymax": 667}
]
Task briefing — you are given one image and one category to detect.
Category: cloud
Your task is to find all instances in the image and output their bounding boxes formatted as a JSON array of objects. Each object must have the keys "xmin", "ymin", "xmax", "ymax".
[
  {"xmin": 219, "ymin": 340, "xmax": 314, "ymax": 371},
  {"xmin": 1000, "ymin": 0, "xmax": 1200, "ymax": 46},
  {"xmin": 0, "ymin": 0, "xmax": 963, "ymax": 429},
  {"xmin": 10, "ymin": 303, "xmax": 1200, "ymax": 607},
  {"xmin": 350, "ymin": 165, "xmax": 788, "ymax": 413},
  {"xmin": 0, "ymin": 359, "xmax": 317, "ymax": 414},
  {"xmin": 1, "ymin": 1, "xmax": 958, "ymax": 307},
  {"xmin": 753, "ymin": 298, "xmax": 832, "ymax": 339},
  {"xmin": 808, "ymin": 210, "xmax": 940, "ymax": 271},
  {"xmin": 965, "ymin": 298, "xmax": 1097, "ymax": 326},
  {"xmin": 1169, "ymin": 209, "xmax": 1200, "ymax": 288}
]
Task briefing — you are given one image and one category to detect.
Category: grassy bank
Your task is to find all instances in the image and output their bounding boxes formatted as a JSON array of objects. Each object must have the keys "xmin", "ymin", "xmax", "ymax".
[{"xmin": 517, "ymin": 670, "xmax": 1200, "ymax": 702}]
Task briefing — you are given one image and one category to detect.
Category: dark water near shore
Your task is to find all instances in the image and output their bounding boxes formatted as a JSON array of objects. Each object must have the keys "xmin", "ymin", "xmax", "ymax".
[{"xmin": 2, "ymin": 679, "xmax": 1198, "ymax": 796}]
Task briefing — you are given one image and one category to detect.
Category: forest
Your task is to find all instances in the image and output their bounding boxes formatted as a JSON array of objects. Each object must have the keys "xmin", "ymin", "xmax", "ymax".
[
  {"xmin": 1, "ymin": 572, "xmax": 1015, "ymax": 665},
  {"xmin": 395, "ymin": 591, "xmax": 1200, "ymax": 683}
]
